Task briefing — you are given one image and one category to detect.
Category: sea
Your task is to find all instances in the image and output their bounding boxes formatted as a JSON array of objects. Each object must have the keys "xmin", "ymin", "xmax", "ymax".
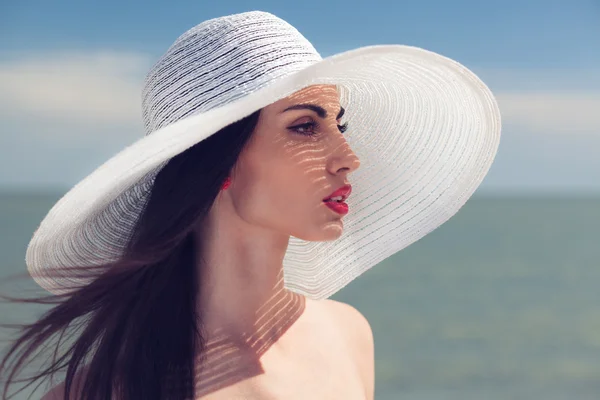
[{"xmin": 0, "ymin": 191, "xmax": 599, "ymax": 399}]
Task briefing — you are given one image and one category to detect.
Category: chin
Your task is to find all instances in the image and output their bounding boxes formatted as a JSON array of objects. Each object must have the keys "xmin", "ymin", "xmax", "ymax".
[
  {"xmin": 298, "ymin": 221, "xmax": 344, "ymax": 242},
  {"xmin": 325, "ymin": 223, "xmax": 344, "ymax": 240}
]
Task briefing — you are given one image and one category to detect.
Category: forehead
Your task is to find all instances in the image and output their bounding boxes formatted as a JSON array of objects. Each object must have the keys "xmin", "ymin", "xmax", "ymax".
[{"xmin": 269, "ymin": 84, "xmax": 340, "ymax": 110}]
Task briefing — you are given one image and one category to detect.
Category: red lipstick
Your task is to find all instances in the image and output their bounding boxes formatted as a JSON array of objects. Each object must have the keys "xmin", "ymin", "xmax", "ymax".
[{"xmin": 323, "ymin": 184, "xmax": 352, "ymax": 215}]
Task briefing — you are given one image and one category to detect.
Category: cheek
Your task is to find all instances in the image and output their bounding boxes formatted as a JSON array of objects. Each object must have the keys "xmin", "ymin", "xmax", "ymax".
[
  {"xmin": 246, "ymin": 163, "xmax": 311, "ymax": 213},
  {"xmin": 234, "ymin": 155, "xmax": 319, "ymax": 226},
  {"xmin": 233, "ymin": 136, "xmax": 338, "ymax": 238},
  {"xmin": 233, "ymin": 166, "xmax": 343, "ymax": 242}
]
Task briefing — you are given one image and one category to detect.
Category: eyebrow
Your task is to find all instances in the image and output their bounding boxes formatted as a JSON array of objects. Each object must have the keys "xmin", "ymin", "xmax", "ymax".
[{"xmin": 282, "ymin": 103, "xmax": 345, "ymax": 120}]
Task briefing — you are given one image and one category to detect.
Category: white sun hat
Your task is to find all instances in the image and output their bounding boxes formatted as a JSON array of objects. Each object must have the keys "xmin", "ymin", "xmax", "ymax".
[{"xmin": 25, "ymin": 10, "xmax": 501, "ymax": 299}]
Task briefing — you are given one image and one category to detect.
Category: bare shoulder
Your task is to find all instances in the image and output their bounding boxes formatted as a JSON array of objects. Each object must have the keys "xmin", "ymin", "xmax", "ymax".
[
  {"xmin": 41, "ymin": 383, "xmax": 65, "ymax": 400},
  {"xmin": 319, "ymin": 299, "xmax": 374, "ymax": 352},
  {"xmin": 319, "ymin": 299, "xmax": 370, "ymax": 332},
  {"xmin": 40, "ymin": 366, "xmax": 89, "ymax": 400},
  {"xmin": 319, "ymin": 299, "xmax": 375, "ymax": 399}
]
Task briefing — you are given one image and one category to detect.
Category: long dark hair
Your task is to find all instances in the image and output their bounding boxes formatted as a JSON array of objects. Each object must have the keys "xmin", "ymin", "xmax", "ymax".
[{"xmin": 0, "ymin": 109, "xmax": 262, "ymax": 399}]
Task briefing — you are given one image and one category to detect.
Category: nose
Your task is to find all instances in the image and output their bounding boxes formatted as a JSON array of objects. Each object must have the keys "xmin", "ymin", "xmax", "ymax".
[{"xmin": 326, "ymin": 139, "xmax": 361, "ymax": 177}]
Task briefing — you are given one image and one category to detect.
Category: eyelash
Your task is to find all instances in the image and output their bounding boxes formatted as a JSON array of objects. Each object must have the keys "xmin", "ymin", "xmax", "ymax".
[{"xmin": 289, "ymin": 121, "xmax": 349, "ymax": 136}]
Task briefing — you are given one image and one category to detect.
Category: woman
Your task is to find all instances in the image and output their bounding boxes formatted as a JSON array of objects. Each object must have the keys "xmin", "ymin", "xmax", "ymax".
[{"xmin": 0, "ymin": 10, "xmax": 501, "ymax": 400}]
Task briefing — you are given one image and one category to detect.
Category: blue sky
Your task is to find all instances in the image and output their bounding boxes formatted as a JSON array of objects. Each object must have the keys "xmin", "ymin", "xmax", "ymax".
[{"xmin": 1, "ymin": 0, "xmax": 599, "ymax": 194}]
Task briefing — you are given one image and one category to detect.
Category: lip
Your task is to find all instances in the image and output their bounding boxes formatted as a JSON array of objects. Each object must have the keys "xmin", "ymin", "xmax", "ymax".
[
  {"xmin": 322, "ymin": 184, "xmax": 352, "ymax": 202},
  {"xmin": 324, "ymin": 200, "xmax": 349, "ymax": 215},
  {"xmin": 322, "ymin": 184, "xmax": 352, "ymax": 216}
]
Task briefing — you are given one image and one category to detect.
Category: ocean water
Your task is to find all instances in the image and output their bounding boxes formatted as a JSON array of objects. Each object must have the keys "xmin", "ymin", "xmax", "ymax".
[{"xmin": 0, "ymin": 192, "xmax": 599, "ymax": 399}]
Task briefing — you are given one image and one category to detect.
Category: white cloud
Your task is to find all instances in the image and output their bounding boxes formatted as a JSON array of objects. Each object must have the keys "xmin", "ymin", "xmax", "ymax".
[
  {"xmin": 1, "ymin": 51, "xmax": 599, "ymax": 136},
  {"xmin": 473, "ymin": 67, "xmax": 600, "ymax": 135},
  {"xmin": 0, "ymin": 51, "xmax": 150, "ymax": 187},
  {"xmin": 0, "ymin": 51, "xmax": 150, "ymax": 131},
  {"xmin": 495, "ymin": 92, "xmax": 600, "ymax": 135},
  {"xmin": 1, "ymin": 52, "xmax": 599, "ymax": 137}
]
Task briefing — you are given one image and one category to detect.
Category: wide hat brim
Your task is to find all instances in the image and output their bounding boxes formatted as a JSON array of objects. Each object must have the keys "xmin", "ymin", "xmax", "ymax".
[{"xmin": 26, "ymin": 44, "xmax": 501, "ymax": 299}]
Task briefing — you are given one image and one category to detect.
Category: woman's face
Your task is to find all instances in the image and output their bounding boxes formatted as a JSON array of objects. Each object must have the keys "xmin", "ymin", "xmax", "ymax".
[{"xmin": 230, "ymin": 84, "xmax": 361, "ymax": 241}]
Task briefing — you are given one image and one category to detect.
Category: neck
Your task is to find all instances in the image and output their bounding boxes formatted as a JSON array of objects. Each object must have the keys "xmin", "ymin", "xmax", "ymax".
[
  {"xmin": 193, "ymin": 196, "xmax": 305, "ymax": 352},
  {"xmin": 189, "ymin": 192, "xmax": 310, "ymax": 396}
]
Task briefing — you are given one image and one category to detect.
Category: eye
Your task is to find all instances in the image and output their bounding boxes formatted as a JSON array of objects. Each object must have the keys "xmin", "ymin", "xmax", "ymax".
[
  {"xmin": 338, "ymin": 122, "xmax": 348, "ymax": 133},
  {"xmin": 289, "ymin": 122, "xmax": 317, "ymax": 136},
  {"xmin": 288, "ymin": 121, "xmax": 349, "ymax": 136}
]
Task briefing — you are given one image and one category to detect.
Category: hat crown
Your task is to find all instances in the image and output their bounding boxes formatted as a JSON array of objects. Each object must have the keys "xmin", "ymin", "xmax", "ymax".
[{"xmin": 141, "ymin": 11, "xmax": 322, "ymax": 134}]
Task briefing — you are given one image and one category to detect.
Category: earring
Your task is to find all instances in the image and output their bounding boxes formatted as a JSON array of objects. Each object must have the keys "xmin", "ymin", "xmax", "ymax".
[{"xmin": 221, "ymin": 176, "xmax": 231, "ymax": 190}]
